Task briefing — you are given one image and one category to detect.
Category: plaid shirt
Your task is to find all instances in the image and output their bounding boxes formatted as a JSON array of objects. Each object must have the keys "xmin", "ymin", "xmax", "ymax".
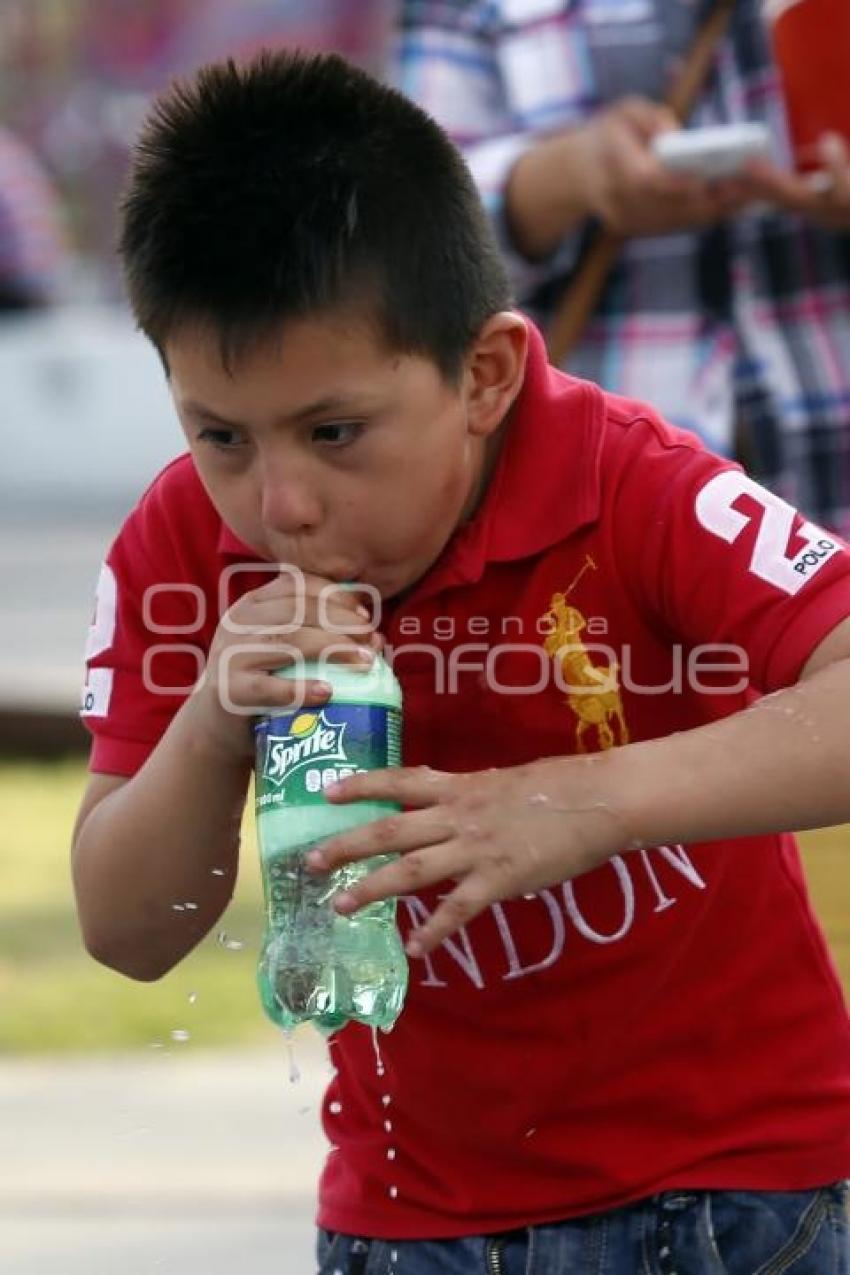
[
  {"xmin": 396, "ymin": 0, "xmax": 850, "ymax": 534},
  {"xmin": 0, "ymin": 128, "xmax": 65, "ymax": 307}
]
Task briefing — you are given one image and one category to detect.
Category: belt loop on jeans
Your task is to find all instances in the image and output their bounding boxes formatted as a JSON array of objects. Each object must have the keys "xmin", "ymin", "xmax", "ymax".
[{"xmin": 349, "ymin": 1237, "xmax": 371, "ymax": 1275}]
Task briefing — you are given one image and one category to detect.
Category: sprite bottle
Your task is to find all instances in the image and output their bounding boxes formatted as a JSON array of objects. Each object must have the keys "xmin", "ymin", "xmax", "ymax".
[{"xmin": 253, "ymin": 655, "xmax": 408, "ymax": 1035}]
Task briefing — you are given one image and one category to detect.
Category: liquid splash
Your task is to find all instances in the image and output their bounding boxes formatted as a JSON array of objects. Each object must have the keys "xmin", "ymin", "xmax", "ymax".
[{"xmin": 217, "ymin": 931, "xmax": 244, "ymax": 952}]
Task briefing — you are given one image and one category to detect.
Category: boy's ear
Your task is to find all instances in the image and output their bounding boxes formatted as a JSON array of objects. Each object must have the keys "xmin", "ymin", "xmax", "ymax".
[{"xmin": 464, "ymin": 312, "xmax": 528, "ymax": 437}]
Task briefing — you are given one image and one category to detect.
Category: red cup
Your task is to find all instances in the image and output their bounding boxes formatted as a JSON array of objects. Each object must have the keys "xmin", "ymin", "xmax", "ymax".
[{"xmin": 765, "ymin": 0, "xmax": 850, "ymax": 171}]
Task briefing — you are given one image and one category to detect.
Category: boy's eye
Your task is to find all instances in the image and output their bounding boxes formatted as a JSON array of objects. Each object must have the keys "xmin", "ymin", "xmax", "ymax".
[
  {"xmin": 312, "ymin": 421, "xmax": 363, "ymax": 447},
  {"xmin": 197, "ymin": 426, "xmax": 243, "ymax": 450}
]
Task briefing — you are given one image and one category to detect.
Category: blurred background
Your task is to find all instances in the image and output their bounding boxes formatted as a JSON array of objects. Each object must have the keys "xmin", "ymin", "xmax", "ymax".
[{"xmin": 2, "ymin": 3, "xmax": 849, "ymax": 1273}]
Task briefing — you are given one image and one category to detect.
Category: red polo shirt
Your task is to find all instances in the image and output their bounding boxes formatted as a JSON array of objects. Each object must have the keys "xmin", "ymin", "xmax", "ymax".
[{"xmin": 82, "ymin": 321, "xmax": 850, "ymax": 1238}]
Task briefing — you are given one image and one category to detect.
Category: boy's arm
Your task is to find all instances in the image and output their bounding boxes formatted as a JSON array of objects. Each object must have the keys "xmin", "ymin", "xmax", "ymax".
[
  {"xmin": 72, "ymin": 572, "xmax": 376, "ymax": 980},
  {"xmin": 71, "ymin": 697, "xmax": 251, "ymax": 982},
  {"xmin": 614, "ymin": 615, "xmax": 850, "ymax": 850},
  {"xmin": 310, "ymin": 620, "xmax": 850, "ymax": 957}
]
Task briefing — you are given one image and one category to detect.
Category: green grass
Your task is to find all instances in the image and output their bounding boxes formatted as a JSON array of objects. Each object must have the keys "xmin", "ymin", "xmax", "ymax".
[
  {"xmin": 0, "ymin": 758, "xmax": 271, "ymax": 1054},
  {"xmin": 1, "ymin": 759, "xmax": 849, "ymax": 1055}
]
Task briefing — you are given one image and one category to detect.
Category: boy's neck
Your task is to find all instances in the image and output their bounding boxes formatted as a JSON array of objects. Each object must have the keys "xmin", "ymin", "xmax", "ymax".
[{"xmin": 460, "ymin": 407, "xmax": 512, "ymax": 526}]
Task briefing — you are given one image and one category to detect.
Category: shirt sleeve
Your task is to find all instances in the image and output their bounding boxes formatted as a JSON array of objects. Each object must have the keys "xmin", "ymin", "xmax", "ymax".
[
  {"xmin": 80, "ymin": 507, "xmax": 210, "ymax": 776},
  {"xmin": 394, "ymin": 0, "xmax": 584, "ymax": 300},
  {"xmin": 608, "ymin": 414, "xmax": 850, "ymax": 693}
]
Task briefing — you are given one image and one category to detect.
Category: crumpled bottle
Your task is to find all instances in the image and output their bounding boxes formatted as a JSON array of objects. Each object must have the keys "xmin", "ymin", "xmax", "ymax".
[{"xmin": 253, "ymin": 655, "xmax": 408, "ymax": 1035}]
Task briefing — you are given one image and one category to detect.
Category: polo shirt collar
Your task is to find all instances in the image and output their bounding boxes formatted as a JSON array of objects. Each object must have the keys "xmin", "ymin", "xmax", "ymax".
[
  {"xmin": 217, "ymin": 521, "xmax": 259, "ymax": 559},
  {"xmin": 410, "ymin": 318, "xmax": 604, "ymax": 600},
  {"xmin": 474, "ymin": 317, "xmax": 603, "ymax": 562}
]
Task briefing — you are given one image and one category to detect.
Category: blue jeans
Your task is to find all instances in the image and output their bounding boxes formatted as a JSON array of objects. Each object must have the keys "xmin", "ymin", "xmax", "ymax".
[{"xmin": 316, "ymin": 1184, "xmax": 849, "ymax": 1273}]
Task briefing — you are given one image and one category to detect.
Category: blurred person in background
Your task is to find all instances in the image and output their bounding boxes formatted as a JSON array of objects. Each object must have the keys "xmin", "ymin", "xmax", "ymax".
[
  {"xmin": 0, "ymin": 0, "xmax": 391, "ymax": 301},
  {"xmin": 0, "ymin": 125, "xmax": 67, "ymax": 310},
  {"xmin": 396, "ymin": 0, "xmax": 850, "ymax": 537}
]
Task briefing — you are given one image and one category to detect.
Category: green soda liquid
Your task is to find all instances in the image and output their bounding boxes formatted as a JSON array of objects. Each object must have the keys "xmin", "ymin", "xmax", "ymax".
[{"xmin": 253, "ymin": 656, "xmax": 408, "ymax": 1035}]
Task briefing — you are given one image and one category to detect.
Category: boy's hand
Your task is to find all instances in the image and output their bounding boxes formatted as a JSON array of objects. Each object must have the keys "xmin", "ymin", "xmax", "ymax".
[
  {"xmin": 308, "ymin": 755, "xmax": 630, "ymax": 957},
  {"xmin": 188, "ymin": 572, "xmax": 380, "ymax": 758}
]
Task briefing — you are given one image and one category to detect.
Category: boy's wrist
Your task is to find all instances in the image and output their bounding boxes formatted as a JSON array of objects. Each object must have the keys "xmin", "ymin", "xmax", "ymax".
[
  {"xmin": 545, "ymin": 746, "xmax": 641, "ymax": 860},
  {"xmin": 179, "ymin": 683, "xmax": 257, "ymax": 764}
]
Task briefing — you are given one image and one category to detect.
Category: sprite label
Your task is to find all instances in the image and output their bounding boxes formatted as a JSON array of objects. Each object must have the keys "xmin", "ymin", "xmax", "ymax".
[{"xmin": 254, "ymin": 704, "xmax": 401, "ymax": 814}]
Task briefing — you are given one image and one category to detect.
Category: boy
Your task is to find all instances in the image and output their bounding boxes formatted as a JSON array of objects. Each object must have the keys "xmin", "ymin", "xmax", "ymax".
[{"xmin": 73, "ymin": 51, "xmax": 850, "ymax": 1274}]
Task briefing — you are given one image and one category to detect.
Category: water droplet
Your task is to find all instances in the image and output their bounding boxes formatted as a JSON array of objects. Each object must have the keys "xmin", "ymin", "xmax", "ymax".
[
  {"xmin": 383, "ymin": 1119, "xmax": 392, "ymax": 1133},
  {"xmin": 211, "ymin": 868, "xmax": 226, "ymax": 877},
  {"xmin": 371, "ymin": 1025, "xmax": 386, "ymax": 1077},
  {"xmin": 172, "ymin": 903, "xmax": 185, "ymax": 912},
  {"xmin": 184, "ymin": 902, "xmax": 199, "ymax": 911},
  {"xmin": 217, "ymin": 931, "xmax": 244, "ymax": 951},
  {"xmin": 391, "ymin": 1251, "xmax": 399, "ymax": 1264},
  {"xmin": 524, "ymin": 1127, "xmax": 537, "ymax": 1138},
  {"xmin": 381, "ymin": 1094, "xmax": 391, "ymax": 1107},
  {"xmin": 188, "ymin": 992, "xmax": 197, "ymax": 1005},
  {"xmin": 522, "ymin": 893, "xmax": 536, "ymax": 900},
  {"xmin": 171, "ymin": 1029, "xmax": 190, "ymax": 1044},
  {"xmin": 284, "ymin": 1030, "xmax": 300, "ymax": 1081},
  {"xmin": 329, "ymin": 1101, "xmax": 343, "ymax": 1115},
  {"xmin": 388, "ymin": 1185, "xmax": 399, "ymax": 1199},
  {"xmin": 386, "ymin": 1147, "xmax": 396, "ymax": 1160}
]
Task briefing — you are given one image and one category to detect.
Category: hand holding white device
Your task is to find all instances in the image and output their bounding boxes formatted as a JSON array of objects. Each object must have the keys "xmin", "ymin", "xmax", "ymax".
[{"xmin": 652, "ymin": 123, "xmax": 772, "ymax": 180}]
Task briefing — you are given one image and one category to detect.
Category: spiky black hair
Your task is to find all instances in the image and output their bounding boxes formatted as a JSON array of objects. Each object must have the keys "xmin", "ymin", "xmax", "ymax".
[{"xmin": 119, "ymin": 49, "xmax": 512, "ymax": 378}]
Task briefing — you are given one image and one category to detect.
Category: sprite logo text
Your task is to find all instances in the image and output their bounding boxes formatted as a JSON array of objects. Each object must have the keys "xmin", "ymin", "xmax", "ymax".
[{"xmin": 262, "ymin": 711, "xmax": 348, "ymax": 789}]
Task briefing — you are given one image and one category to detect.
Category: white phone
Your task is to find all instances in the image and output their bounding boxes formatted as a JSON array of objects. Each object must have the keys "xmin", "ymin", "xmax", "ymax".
[{"xmin": 652, "ymin": 123, "xmax": 772, "ymax": 179}]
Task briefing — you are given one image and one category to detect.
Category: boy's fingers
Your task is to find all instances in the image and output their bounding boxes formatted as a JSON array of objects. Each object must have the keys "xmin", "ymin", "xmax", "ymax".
[
  {"xmin": 325, "ymin": 766, "xmax": 452, "ymax": 808},
  {"xmin": 404, "ymin": 881, "xmax": 491, "ymax": 957},
  {"xmin": 228, "ymin": 638, "xmax": 372, "ymax": 672},
  {"xmin": 332, "ymin": 842, "xmax": 465, "ymax": 915},
  {"xmin": 237, "ymin": 672, "xmax": 332, "ymax": 710},
  {"xmin": 237, "ymin": 596, "xmax": 373, "ymax": 636},
  {"xmin": 248, "ymin": 572, "xmax": 375, "ymax": 620},
  {"xmin": 310, "ymin": 810, "xmax": 456, "ymax": 870}
]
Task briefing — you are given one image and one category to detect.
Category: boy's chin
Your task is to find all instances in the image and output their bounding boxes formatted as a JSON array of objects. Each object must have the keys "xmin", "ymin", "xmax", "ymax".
[{"xmin": 373, "ymin": 562, "xmax": 431, "ymax": 603}]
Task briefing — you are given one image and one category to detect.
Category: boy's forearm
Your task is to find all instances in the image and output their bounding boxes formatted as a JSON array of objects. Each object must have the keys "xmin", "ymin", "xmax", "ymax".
[
  {"xmin": 72, "ymin": 697, "xmax": 253, "ymax": 981},
  {"xmin": 612, "ymin": 659, "xmax": 850, "ymax": 850}
]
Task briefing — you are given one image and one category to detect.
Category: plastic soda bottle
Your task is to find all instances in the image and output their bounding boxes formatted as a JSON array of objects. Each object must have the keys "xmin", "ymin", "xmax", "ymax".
[{"xmin": 253, "ymin": 655, "xmax": 408, "ymax": 1035}]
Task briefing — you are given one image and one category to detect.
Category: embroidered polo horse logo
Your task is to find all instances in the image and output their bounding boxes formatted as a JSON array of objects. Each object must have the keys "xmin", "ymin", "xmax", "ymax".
[{"xmin": 541, "ymin": 556, "xmax": 629, "ymax": 753}]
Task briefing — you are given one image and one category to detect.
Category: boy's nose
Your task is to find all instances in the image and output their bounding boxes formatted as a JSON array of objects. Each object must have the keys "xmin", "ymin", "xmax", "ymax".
[{"xmin": 259, "ymin": 473, "xmax": 322, "ymax": 535}]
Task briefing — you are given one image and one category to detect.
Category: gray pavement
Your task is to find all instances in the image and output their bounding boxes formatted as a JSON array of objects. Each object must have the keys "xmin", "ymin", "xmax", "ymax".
[{"xmin": 0, "ymin": 1042, "xmax": 332, "ymax": 1274}]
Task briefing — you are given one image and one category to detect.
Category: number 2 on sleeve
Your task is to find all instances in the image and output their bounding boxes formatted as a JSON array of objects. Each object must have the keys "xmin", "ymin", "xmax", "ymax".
[
  {"xmin": 85, "ymin": 562, "xmax": 118, "ymax": 660},
  {"xmin": 695, "ymin": 471, "xmax": 840, "ymax": 596}
]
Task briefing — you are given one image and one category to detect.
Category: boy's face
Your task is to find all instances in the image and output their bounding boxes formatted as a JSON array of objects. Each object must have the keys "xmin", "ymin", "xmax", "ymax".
[{"xmin": 167, "ymin": 311, "xmax": 525, "ymax": 599}]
